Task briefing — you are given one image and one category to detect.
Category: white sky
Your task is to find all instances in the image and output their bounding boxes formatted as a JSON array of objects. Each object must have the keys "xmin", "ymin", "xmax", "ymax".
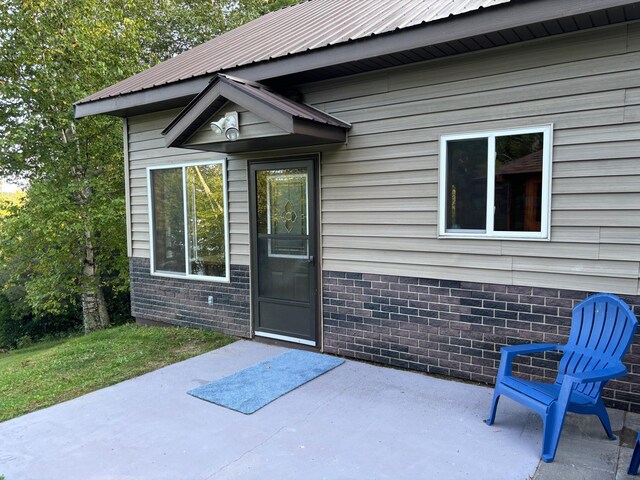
[{"xmin": 0, "ymin": 178, "xmax": 25, "ymax": 193}]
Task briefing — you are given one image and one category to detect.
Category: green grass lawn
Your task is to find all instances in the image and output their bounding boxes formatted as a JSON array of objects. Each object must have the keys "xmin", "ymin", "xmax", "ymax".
[{"xmin": 0, "ymin": 324, "xmax": 235, "ymax": 422}]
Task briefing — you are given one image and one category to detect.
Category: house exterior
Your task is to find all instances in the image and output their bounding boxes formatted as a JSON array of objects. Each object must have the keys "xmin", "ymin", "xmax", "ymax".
[{"xmin": 75, "ymin": 0, "xmax": 640, "ymax": 411}]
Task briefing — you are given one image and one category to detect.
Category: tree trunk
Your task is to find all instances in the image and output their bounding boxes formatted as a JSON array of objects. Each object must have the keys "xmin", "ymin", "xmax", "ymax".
[
  {"xmin": 82, "ymin": 226, "xmax": 110, "ymax": 333},
  {"xmin": 72, "ymin": 140, "xmax": 110, "ymax": 334}
]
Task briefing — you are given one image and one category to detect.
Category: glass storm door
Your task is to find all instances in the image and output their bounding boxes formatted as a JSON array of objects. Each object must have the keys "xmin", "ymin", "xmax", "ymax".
[{"xmin": 249, "ymin": 158, "xmax": 317, "ymax": 346}]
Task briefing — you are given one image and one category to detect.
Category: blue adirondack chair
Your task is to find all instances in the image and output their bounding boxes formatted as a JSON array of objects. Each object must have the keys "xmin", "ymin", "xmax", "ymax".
[
  {"xmin": 486, "ymin": 292, "xmax": 638, "ymax": 463},
  {"xmin": 629, "ymin": 433, "xmax": 640, "ymax": 475}
]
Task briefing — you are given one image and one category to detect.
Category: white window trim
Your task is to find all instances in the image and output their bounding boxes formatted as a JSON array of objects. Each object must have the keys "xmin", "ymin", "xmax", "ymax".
[
  {"xmin": 147, "ymin": 159, "xmax": 230, "ymax": 283},
  {"xmin": 438, "ymin": 124, "xmax": 553, "ymax": 241}
]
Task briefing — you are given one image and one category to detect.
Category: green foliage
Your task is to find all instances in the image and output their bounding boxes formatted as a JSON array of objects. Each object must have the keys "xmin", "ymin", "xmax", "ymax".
[
  {"xmin": 0, "ymin": 292, "xmax": 81, "ymax": 350},
  {"xmin": 103, "ymin": 285, "xmax": 133, "ymax": 327},
  {"xmin": 256, "ymin": 0, "xmax": 301, "ymax": 13},
  {"xmin": 0, "ymin": 190, "xmax": 23, "ymax": 217},
  {"xmin": 0, "ymin": 324, "xmax": 235, "ymax": 421},
  {"xmin": 0, "ymin": 0, "xmax": 298, "ymax": 333}
]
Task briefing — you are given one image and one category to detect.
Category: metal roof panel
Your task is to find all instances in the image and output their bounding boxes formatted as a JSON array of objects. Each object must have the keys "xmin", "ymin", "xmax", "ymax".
[{"xmin": 76, "ymin": 0, "xmax": 511, "ymax": 105}]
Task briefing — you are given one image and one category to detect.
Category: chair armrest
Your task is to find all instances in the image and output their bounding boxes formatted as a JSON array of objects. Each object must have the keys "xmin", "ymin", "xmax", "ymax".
[
  {"xmin": 501, "ymin": 343, "xmax": 561, "ymax": 356},
  {"xmin": 564, "ymin": 363, "xmax": 627, "ymax": 384},
  {"xmin": 497, "ymin": 343, "xmax": 562, "ymax": 378}
]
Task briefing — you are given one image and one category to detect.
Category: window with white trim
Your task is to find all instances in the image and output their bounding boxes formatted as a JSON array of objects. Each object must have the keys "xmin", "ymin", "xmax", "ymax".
[
  {"xmin": 439, "ymin": 125, "xmax": 552, "ymax": 239},
  {"xmin": 148, "ymin": 160, "xmax": 229, "ymax": 282}
]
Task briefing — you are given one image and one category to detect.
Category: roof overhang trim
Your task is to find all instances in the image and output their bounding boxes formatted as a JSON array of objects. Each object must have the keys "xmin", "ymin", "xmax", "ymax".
[
  {"xmin": 73, "ymin": 76, "xmax": 211, "ymax": 119},
  {"xmin": 162, "ymin": 74, "xmax": 350, "ymax": 153}
]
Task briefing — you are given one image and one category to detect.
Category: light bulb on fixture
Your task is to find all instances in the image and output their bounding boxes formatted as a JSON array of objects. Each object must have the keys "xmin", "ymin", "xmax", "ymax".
[
  {"xmin": 210, "ymin": 118, "xmax": 225, "ymax": 135},
  {"xmin": 225, "ymin": 127, "xmax": 239, "ymax": 141}
]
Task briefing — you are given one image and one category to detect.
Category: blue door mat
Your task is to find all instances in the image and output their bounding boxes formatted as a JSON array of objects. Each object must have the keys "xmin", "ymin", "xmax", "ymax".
[{"xmin": 188, "ymin": 349, "xmax": 345, "ymax": 414}]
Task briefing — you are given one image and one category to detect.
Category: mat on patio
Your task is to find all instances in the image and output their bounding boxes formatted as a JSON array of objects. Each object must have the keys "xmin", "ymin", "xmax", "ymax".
[{"xmin": 187, "ymin": 349, "xmax": 344, "ymax": 414}]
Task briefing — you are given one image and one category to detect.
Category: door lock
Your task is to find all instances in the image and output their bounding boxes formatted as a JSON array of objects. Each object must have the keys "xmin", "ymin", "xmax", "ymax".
[{"xmin": 307, "ymin": 255, "xmax": 314, "ymax": 264}]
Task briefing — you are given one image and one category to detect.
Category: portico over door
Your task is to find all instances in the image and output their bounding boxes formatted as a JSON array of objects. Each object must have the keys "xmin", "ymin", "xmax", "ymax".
[{"xmin": 249, "ymin": 157, "xmax": 318, "ymax": 346}]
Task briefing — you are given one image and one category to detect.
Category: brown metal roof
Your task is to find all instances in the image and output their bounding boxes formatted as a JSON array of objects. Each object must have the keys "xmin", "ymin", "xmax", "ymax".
[
  {"xmin": 76, "ymin": 0, "xmax": 511, "ymax": 105},
  {"xmin": 215, "ymin": 75, "xmax": 351, "ymax": 128}
]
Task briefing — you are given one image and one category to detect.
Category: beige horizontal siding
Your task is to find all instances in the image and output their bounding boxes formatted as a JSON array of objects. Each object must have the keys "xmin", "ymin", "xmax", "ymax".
[
  {"xmin": 553, "ymin": 175, "xmax": 640, "ymax": 194},
  {"xmin": 186, "ymin": 102, "xmax": 286, "ymax": 146},
  {"xmin": 624, "ymin": 105, "xmax": 640, "ymax": 123},
  {"xmin": 304, "ymin": 25, "xmax": 628, "ymax": 105},
  {"xmin": 553, "ymin": 193, "xmax": 640, "ymax": 211},
  {"xmin": 512, "ymin": 271, "xmax": 638, "ymax": 296},
  {"xmin": 322, "ymin": 183, "xmax": 437, "ymax": 200},
  {"xmin": 125, "ymin": 22, "xmax": 640, "ymax": 295},
  {"xmin": 600, "ymin": 244, "xmax": 640, "ymax": 262},
  {"xmin": 550, "ymin": 227, "xmax": 600, "ymax": 244},
  {"xmin": 322, "ymin": 169, "xmax": 432, "ymax": 188},
  {"xmin": 127, "ymin": 109, "xmax": 250, "ymax": 266},
  {"xmin": 321, "ymin": 223, "xmax": 437, "ymax": 238},
  {"xmin": 553, "ymin": 158, "xmax": 640, "ymax": 178},
  {"xmin": 628, "ymin": 22, "xmax": 640, "ymax": 52},
  {"xmin": 128, "ymin": 109, "xmax": 182, "ymax": 134},
  {"xmin": 601, "ymin": 228, "xmax": 640, "ymax": 245},
  {"xmin": 500, "ymin": 242, "xmax": 599, "ymax": 260},
  {"xmin": 311, "ymin": 23, "xmax": 640, "ymax": 295},
  {"xmin": 323, "ymin": 248, "xmax": 514, "ymax": 271}
]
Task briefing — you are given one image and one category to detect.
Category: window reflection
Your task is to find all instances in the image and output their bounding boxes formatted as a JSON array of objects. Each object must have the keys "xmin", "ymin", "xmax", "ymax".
[
  {"xmin": 150, "ymin": 162, "xmax": 228, "ymax": 280},
  {"xmin": 446, "ymin": 138, "xmax": 488, "ymax": 231},
  {"xmin": 186, "ymin": 164, "xmax": 227, "ymax": 276},
  {"xmin": 152, "ymin": 168, "xmax": 185, "ymax": 273},
  {"xmin": 442, "ymin": 127, "xmax": 549, "ymax": 238},
  {"xmin": 494, "ymin": 133, "xmax": 543, "ymax": 232}
]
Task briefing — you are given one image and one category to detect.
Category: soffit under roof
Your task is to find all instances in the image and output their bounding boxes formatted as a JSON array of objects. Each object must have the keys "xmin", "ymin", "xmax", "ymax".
[{"xmin": 162, "ymin": 74, "xmax": 350, "ymax": 153}]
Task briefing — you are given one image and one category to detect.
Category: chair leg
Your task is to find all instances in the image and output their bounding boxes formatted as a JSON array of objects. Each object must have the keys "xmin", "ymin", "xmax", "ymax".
[
  {"xmin": 594, "ymin": 398, "xmax": 616, "ymax": 440},
  {"xmin": 541, "ymin": 408, "xmax": 567, "ymax": 463},
  {"xmin": 629, "ymin": 434, "xmax": 640, "ymax": 475},
  {"xmin": 486, "ymin": 392, "xmax": 500, "ymax": 425}
]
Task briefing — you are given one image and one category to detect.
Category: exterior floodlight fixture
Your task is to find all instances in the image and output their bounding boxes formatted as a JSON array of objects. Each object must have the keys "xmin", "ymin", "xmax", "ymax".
[
  {"xmin": 210, "ymin": 118, "xmax": 225, "ymax": 135},
  {"xmin": 210, "ymin": 111, "xmax": 240, "ymax": 141}
]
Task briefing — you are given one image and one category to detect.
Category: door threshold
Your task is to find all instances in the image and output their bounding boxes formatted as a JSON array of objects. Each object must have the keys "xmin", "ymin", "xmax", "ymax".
[{"xmin": 254, "ymin": 331, "xmax": 316, "ymax": 347}]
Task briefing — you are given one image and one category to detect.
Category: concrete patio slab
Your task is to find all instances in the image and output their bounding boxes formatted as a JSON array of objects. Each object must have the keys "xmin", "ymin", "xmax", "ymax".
[
  {"xmin": 531, "ymin": 410, "xmax": 640, "ymax": 479},
  {"xmin": 0, "ymin": 340, "xmax": 636, "ymax": 480}
]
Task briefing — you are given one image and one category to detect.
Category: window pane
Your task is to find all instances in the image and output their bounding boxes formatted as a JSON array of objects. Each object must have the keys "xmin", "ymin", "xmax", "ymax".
[
  {"xmin": 494, "ymin": 133, "xmax": 543, "ymax": 232},
  {"xmin": 257, "ymin": 168, "xmax": 307, "ymax": 236},
  {"xmin": 446, "ymin": 138, "xmax": 488, "ymax": 231},
  {"xmin": 256, "ymin": 168, "xmax": 308, "ymax": 258},
  {"xmin": 152, "ymin": 168, "xmax": 185, "ymax": 273},
  {"xmin": 186, "ymin": 164, "xmax": 227, "ymax": 277}
]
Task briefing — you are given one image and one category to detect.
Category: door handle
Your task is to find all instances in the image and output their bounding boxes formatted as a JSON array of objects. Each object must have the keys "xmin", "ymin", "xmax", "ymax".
[{"xmin": 307, "ymin": 255, "xmax": 314, "ymax": 264}]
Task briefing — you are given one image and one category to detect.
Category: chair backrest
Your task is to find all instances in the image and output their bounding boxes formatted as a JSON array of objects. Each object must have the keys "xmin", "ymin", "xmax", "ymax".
[{"xmin": 556, "ymin": 293, "xmax": 638, "ymax": 400}]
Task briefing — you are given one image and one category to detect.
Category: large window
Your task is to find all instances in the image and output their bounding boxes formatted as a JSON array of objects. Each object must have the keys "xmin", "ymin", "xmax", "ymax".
[
  {"xmin": 439, "ymin": 125, "xmax": 552, "ymax": 239},
  {"xmin": 148, "ymin": 160, "xmax": 229, "ymax": 281}
]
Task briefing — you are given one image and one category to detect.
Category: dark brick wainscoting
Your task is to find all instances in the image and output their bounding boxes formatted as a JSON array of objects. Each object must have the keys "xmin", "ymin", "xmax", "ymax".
[
  {"xmin": 130, "ymin": 257, "xmax": 250, "ymax": 337},
  {"xmin": 322, "ymin": 271, "xmax": 640, "ymax": 412}
]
